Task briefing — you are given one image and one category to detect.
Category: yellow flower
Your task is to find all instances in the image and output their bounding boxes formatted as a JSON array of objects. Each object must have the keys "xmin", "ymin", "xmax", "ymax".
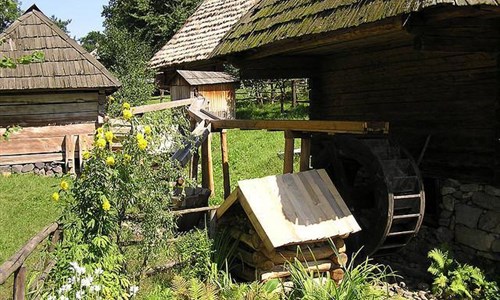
[
  {"xmin": 102, "ymin": 198, "xmax": 111, "ymax": 211},
  {"xmin": 124, "ymin": 154, "xmax": 131, "ymax": 162},
  {"xmin": 52, "ymin": 192, "xmax": 60, "ymax": 202},
  {"xmin": 123, "ymin": 109, "xmax": 132, "ymax": 120},
  {"xmin": 108, "ymin": 96, "xmax": 115, "ymax": 103},
  {"xmin": 122, "ymin": 102, "xmax": 131, "ymax": 110},
  {"xmin": 136, "ymin": 133, "xmax": 144, "ymax": 141},
  {"xmin": 137, "ymin": 138, "xmax": 148, "ymax": 150},
  {"xmin": 60, "ymin": 180, "xmax": 69, "ymax": 191},
  {"xmin": 95, "ymin": 138, "xmax": 106, "ymax": 149},
  {"xmin": 83, "ymin": 151, "xmax": 91, "ymax": 160},
  {"xmin": 96, "ymin": 127, "xmax": 104, "ymax": 136},
  {"xmin": 106, "ymin": 156, "xmax": 115, "ymax": 166},
  {"xmin": 105, "ymin": 131, "xmax": 114, "ymax": 143},
  {"xmin": 144, "ymin": 125, "xmax": 152, "ymax": 135}
]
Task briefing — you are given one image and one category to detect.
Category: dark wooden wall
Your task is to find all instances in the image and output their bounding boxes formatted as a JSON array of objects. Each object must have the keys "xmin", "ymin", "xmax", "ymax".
[
  {"xmin": 0, "ymin": 91, "xmax": 100, "ymax": 127},
  {"xmin": 310, "ymin": 42, "xmax": 498, "ymax": 183}
]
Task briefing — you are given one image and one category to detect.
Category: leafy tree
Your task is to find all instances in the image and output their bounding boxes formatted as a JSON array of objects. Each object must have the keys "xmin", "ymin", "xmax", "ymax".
[
  {"xmin": 102, "ymin": 0, "xmax": 201, "ymax": 53},
  {"xmin": 79, "ymin": 30, "xmax": 105, "ymax": 52},
  {"xmin": 0, "ymin": 0, "xmax": 20, "ymax": 31},
  {"xmin": 50, "ymin": 15, "xmax": 72, "ymax": 34}
]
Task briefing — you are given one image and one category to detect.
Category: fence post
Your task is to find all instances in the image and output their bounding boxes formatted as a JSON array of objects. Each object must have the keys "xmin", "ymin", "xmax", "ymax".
[{"xmin": 13, "ymin": 266, "xmax": 26, "ymax": 300}]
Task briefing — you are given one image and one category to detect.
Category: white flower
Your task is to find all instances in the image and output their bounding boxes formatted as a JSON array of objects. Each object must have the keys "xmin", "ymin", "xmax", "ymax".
[
  {"xmin": 90, "ymin": 284, "xmax": 101, "ymax": 293},
  {"xmin": 94, "ymin": 267, "xmax": 103, "ymax": 276},
  {"xmin": 69, "ymin": 261, "xmax": 80, "ymax": 271},
  {"xmin": 75, "ymin": 290, "xmax": 85, "ymax": 299},
  {"xmin": 70, "ymin": 262, "xmax": 86, "ymax": 275},
  {"xmin": 59, "ymin": 296, "xmax": 69, "ymax": 300},
  {"xmin": 81, "ymin": 276, "xmax": 93, "ymax": 287},
  {"xmin": 129, "ymin": 285, "xmax": 139, "ymax": 296},
  {"xmin": 58, "ymin": 284, "xmax": 71, "ymax": 295},
  {"xmin": 47, "ymin": 295, "xmax": 56, "ymax": 300}
]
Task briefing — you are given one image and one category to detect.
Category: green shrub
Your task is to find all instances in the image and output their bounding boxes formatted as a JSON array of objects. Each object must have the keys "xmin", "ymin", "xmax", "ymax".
[{"xmin": 427, "ymin": 248, "xmax": 499, "ymax": 299}]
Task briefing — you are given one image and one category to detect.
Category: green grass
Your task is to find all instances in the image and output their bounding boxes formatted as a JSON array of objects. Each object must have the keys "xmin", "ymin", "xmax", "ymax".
[{"xmin": 0, "ymin": 174, "xmax": 62, "ymax": 298}]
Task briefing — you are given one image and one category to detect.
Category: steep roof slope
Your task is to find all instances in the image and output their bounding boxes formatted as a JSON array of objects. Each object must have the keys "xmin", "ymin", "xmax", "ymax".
[
  {"xmin": 149, "ymin": 0, "xmax": 258, "ymax": 69},
  {"xmin": 212, "ymin": 0, "xmax": 500, "ymax": 57},
  {"xmin": 176, "ymin": 70, "xmax": 238, "ymax": 85},
  {"xmin": 0, "ymin": 5, "xmax": 120, "ymax": 92}
]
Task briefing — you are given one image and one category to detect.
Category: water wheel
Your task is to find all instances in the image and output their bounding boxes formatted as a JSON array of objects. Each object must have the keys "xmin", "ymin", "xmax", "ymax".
[{"xmin": 312, "ymin": 135, "xmax": 425, "ymax": 257}]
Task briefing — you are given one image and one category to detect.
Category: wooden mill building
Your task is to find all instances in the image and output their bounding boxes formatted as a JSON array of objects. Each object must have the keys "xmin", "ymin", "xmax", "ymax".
[
  {"xmin": 173, "ymin": 0, "xmax": 500, "ymax": 264},
  {"xmin": 0, "ymin": 5, "xmax": 120, "ymax": 174},
  {"xmin": 170, "ymin": 70, "xmax": 238, "ymax": 119}
]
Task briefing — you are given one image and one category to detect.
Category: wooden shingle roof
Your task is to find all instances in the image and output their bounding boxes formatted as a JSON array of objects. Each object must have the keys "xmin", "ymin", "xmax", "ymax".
[
  {"xmin": 176, "ymin": 70, "xmax": 238, "ymax": 86},
  {"xmin": 149, "ymin": 0, "xmax": 258, "ymax": 69},
  {"xmin": 0, "ymin": 5, "xmax": 120, "ymax": 92},
  {"xmin": 212, "ymin": 0, "xmax": 500, "ymax": 57},
  {"xmin": 217, "ymin": 169, "xmax": 361, "ymax": 251}
]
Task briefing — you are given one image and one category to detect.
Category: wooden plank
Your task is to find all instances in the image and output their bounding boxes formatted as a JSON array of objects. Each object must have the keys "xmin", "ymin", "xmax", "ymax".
[
  {"xmin": 220, "ymin": 130, "xmax": 231, "ymax": 199},
  {"xmin": 0, "ymin": 102, "xmax": 97, "ymax": 116},
  {"xmin": 0, "ymin": 153, "xmax": 64, "ymax": 165},
  {"xmin": 1, "ymin": 112, "xmax": 98, "ymax": 127},
  {"xmin": 201, "ymin": 133, "xmax": 214, "ymax": 197},
  {"xmin": 0, "ymin": 137, "xmax": 65, "ymax": 156},
  {"xmin": 64, "ymin": 135, "xmax": 75, "ymax": 174},
  {"xmin": 283, "ymin": 131, "xmax": 294, "ymax": 174},
  {"xmin": 210, "ymin": 119, "xmax": 388, "ymax": 134},
  {"xmin": 300, "ymin": 137, "xmax": 311, "ymax": 171},
  {"xmin": 0, "ymin": 92, "xmax": 97, "ymax": 105},
  {"xmin": 0, "ymin": 123, "xmax": 96, "ymax": 139},
  {"xmin": 132, "ymin": 98, "xmax": 195, "ymax": 115},
  {"xmin": 13, "ymin": 266, "xmax": 26, "ymax": 300},
  {"xmin": 216, "ymin": 188, "xmax": 239, "ymax": 219}
]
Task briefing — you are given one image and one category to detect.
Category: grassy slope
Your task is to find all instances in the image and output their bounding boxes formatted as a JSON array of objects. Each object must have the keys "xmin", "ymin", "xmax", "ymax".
[{"xmin": 0, "ymin": 174, "xmax": 61, "ymax": 298}]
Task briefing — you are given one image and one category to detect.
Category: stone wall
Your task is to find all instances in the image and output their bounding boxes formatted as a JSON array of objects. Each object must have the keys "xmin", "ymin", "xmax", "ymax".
[
  {"xmin": 0, "ymin": 162, "xmax": 64, "ymax": 176},
  {"xmin": 438, "ymin": 179, "xmax": 500, "ymax": 262}
]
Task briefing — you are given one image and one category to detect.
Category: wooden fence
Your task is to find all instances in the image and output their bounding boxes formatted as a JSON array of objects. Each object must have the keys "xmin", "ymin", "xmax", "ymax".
[
  {"xmin": 0, "ymin": 223, "xmax": 61, "ymax": 300},
  {"xmin": 0, "ymin": 124, "xmax": 94, "ymax": 173}
]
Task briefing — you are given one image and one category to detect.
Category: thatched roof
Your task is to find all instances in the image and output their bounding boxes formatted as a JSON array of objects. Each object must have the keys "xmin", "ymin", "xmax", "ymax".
[
  {"xmin": 212, "ymin": 0, "xmax": 500, "ymax": 57},
  {"xmin": 175, "ymin": 70, "xmax": 238, "ymax": 86},
  {"xmin": 0, "ymin": 5, "xmax": 120, "ymax": 92},
  {"xmin": 149, "ymin": 0, "xmax": 258, "ymax": 69}
]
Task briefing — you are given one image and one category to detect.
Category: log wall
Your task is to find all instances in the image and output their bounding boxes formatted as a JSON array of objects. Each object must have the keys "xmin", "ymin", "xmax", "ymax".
[
  {"xmin": 310, "ymin": 42, "xmax": 498, "ymax": 183},
  {"xmin": 198, "ymin": 83, "xmax": 236, "ymax": 119},
  {"xmin": 0, "ymin": 91, "xmax": 100, "ymax": 127}
]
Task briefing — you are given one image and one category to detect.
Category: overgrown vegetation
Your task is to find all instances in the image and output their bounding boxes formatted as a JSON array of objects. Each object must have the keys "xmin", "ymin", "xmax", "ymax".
[{"xmin": 427, "ymin": 248, "xmax": 499, "ymax": 300}]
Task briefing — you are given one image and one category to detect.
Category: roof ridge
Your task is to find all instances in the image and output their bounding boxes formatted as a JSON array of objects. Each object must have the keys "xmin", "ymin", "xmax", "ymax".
[{"xmin": 29, "ymin": 9, "xmax": 121, "ymax": 87}]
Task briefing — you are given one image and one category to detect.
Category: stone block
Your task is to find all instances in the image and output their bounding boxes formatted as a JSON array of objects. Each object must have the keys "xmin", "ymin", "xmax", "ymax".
[
  {"xmin": 477, "ymin": 251, "xmax": 500, "ymax": 262},
  {"xmin": 452, "ymin": 191, "xmax": 463, "ymax": 199},
  {"xmin": 492, "ymin": 239, "xmax": 500, "ymax": 253},
  {"xmin": 21, "ymin": 164, "xmax": 34, "ymax": 173},
  {"xmin": 53, "ymin": 166, "xmax": 63, "ymax": 174},
  {"xmin": 440, "ymin": 210, "xmax": 452, "ymax": 219},
  {"xmin": 455, "ymin": 203, "xmax": 482, "ymax": 228},
  {"xmin": 441, "ymin": 186, "xmax": 456, "ymax": 196},
  {"xmin": 461, "ymin": 184, "xmax": 480, "ymax": 192},
  {"xmin": 455, "ymin": 224, "xmax": 495, "ymax": 252},
  {"xmin": 444, "ymin": 178, "xmax": 460, "ymax": 188},
  {"xmin": 12, "ymin": 165, "xmax": 22, "ymax": 173},
  {"xmin": 46, "ymin": 170, "xmax": 54, "ymax": 176},
  {"xmin": 478, "ymin": 211, "xmax": 500, "ymax": 234},
  {"xmin": 485, "ymin": 185, "xmax": 500, "ymax": 197},
  {"xmin": 0, "ymin": 166, "xmax": 11, "ymax": 173},
  {"xmin": 439, "ymin": 218, "xmax": 450, "ymax": 227},
  {"xmin": 436, "ymin": 227, "xmax": 454, "ymax": 243},
  {"xmin": 472, "ymin": 192, "xmax": 500, "ymax": 212},
  {"xmin": 38, "ymin": 169, "xmax": 45, "ymax": 176},
  {"xmin": 442, "ymin": 195, "xmax": 455, "ymax": 211},
  {"xmin": 34, "ymin": 162, "xmax": 44, "ymax": 169}
]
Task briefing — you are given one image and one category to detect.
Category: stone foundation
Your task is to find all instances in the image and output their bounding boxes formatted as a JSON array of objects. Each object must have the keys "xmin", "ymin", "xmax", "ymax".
[
  {"xmin": 438, "ymin": 178, "xmax": 500, "ymax": 262},
  {"xmin": 0, "ymin": 162, "xmax": 65, "ymax": 176}
]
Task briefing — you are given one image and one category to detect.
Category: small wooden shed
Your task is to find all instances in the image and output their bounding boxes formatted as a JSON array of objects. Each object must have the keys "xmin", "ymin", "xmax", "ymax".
[
  {"xmin": 170, "ymin": 70, "xmax": 237, "ymax": 119},
  {"xmin": 216, "ymin": 169, "xmax": 360, "ymax": 281},
  {"xmin": 0, "ymin": 5, "xmax": 120, "ymax": 174}
]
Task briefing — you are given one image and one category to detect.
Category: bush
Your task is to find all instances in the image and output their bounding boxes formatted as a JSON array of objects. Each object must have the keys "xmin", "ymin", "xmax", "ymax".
[{"xmin": 428, "ymin": 248, "xmax": 500, "ymax": 299}]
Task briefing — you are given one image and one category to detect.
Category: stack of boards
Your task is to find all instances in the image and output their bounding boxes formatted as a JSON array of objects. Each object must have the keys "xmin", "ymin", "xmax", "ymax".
[{"xmin": 215, "ymin": 169, "xmax": 361, "ymax": 282}]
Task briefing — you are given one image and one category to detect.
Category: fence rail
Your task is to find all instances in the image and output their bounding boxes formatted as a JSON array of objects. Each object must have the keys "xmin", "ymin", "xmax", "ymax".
[{"xmin": 0, "ymin": 222, "xmax": 60, "ymax": 300}]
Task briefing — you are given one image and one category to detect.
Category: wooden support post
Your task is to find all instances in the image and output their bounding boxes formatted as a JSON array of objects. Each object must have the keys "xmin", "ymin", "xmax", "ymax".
[
  {"xmin": 191, "ymin": 150, "xmax": 200, "ymax": 181},
  {"xmin": 283, "ymin": 131, "xmax": 294, "ymax": 174},
  {"xmin": 220, "ymin": 130, "xmax": 231, "ymax": 199},
  {"xmin": 64, "ymin": 135, "xmax": 75, "ymax": 174},
  {"xmin": 300, "ymin": 136, "xmax": 311, "ymax": 171},
  {"xmin": 291, "ymin": 79, "xmax": 298, "ymax": 107},
  {"xmin": 201, "ymin": 133, "xmax": 214, "ymax": 196},
  {"xmin": 13, "ymin": 266, "xmax": 26, "ymax": 300},
  {"xmin": 77, "ymin": 135, "xmax": 84, "ymax": 173}
]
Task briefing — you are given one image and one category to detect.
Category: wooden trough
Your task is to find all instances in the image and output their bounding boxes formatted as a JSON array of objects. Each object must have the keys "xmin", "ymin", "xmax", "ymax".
[{"xmin": 216, "ymin": 169, "xmax": 361, "ymax": 282}]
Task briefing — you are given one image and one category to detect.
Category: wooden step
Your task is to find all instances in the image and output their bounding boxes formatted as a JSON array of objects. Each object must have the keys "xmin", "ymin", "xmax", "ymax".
[
  {"xmin": 393, "ymin": 213, "xmax": 420, "ymax": 220},
  {"xmin": 387, "ymin": 230, "xmax": 416, "ymax": 237},
  {"xmin": 378, "ymin": 243, "xmax": 408, "ymax": 250},
  {"xmin": 393, "ymin": 193, "xmax": 421, "ymax": 200}
]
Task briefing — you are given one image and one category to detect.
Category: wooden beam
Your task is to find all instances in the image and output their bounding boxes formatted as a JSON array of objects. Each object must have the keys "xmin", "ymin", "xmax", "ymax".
[
  {"xmin": 201, "ymin": 133, "xmax": 214, "ymax": 197},
  {"xmin": 64, "ymin": 135, "xmax": 75, "ymax": 174},
  {"xmin": 300, "ymin": 136, "xmax": 311, "ymax": 171},
  {"xmin": 283, "ymin": 131, "xmax": 294, "ymax": 174},
  {"xmin": 210, "ymin": 119, "xmax": 388, "ymax": 134},
  {"xmin": 220, "ymin": 130, "xmax": 231, "ymax": 199},
  {"xmin": 132, "ymin": 98, "xmax": 194, "ymax": 115},
  {"xmin": 13, "ymin": 266, "xmax": 26, "ymax": 300}
]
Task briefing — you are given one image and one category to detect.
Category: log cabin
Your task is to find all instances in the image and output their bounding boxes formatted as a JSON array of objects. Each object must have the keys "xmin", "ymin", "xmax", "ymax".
[
  {"xmin": 171, "ymin": 0, "xmax": 500, "ymax": 264},
  {"xmin": 0, "ymin": 5, "xmax": 120, "ymax": 174}
]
